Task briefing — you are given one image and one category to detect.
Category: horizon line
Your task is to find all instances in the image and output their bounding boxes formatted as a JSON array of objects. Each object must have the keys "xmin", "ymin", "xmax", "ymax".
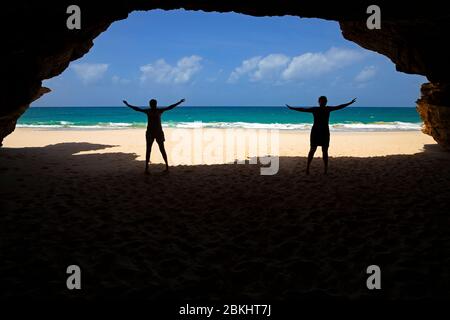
[{"xmin": 30, "ymin": 105, "xmax": 418, "ymax": 108}]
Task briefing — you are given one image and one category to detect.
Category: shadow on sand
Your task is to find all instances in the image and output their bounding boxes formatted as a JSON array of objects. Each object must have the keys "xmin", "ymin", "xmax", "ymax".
[{"xmin": 0, "ymin": 143, "xmax": 449, "ymax": 300}]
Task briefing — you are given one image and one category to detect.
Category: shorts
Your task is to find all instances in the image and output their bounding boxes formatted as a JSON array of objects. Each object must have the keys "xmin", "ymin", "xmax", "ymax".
[
  {"xmin": 310, "ymin": 127, "xmax": 329, "ymax": 147},
  {"xmin": 146, "ymin": 130, "xmax": 165, "ymax": 143}
]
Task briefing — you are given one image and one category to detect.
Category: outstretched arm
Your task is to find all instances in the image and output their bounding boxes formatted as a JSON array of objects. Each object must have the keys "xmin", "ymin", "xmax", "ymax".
[
  {"xmin": 328, "ymin": 98, "xmax": 357, "ymax": 111},
  {"xmin": 161, "ymin": 98, "xmax": 185, "ymax": 112},
  {"xmin": 123, "ymin": 100, "xmax": 145, "ymax": 113},
  {"xmin": 286, "ymin": 104, "xmax": 314, "ymax": 113}
]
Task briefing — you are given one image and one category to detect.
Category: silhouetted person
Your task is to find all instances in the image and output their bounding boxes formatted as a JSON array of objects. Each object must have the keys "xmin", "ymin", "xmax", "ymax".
[
  {"xmin": 286, "ymin": 96, "xmax": 356, "ymax": 174},
  {"xmin": 123, "ymin": 98, "xmax": 185, "ymax": 174}
]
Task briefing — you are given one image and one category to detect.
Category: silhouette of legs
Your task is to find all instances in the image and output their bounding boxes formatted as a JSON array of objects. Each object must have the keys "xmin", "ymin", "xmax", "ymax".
[
  {"xmin": 157, "ymin": 140, "xmax": 169, "ymax": 172},
  {"xmin": 322, "ymin": 146, "xmax": 329, "ymax": 175},
  {"xmin": 145, "ymin": 136, "xmax": 155, "ymax": 174},
  {"xmin": 306, "ymin": 146, "xmax": 317, "ymax": 175}
]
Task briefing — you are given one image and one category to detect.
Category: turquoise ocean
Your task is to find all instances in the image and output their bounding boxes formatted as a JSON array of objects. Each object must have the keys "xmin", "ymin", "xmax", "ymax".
[{"xmin": 19, "ymin": 107, "xmax": 422, "ymax": 132}]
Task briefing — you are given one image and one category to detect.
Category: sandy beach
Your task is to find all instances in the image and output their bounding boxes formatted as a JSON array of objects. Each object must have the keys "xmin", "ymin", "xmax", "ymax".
[
  {"xmin": 2, "ymin": 128, "xmax": 438, "ymax": 163},
  {"xmin": 1, "ymin": 128, "xmax": 450, "ymax": 299}
]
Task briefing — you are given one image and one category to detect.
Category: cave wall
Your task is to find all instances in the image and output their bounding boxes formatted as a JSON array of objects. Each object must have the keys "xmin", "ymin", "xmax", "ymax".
[
  {"xmin": 417, "ymin": 83, "xmax": 450, "ymax": 149},
  {"xmin": 2, "ymin": 1, "xmax": 450, "ymax": 148}
]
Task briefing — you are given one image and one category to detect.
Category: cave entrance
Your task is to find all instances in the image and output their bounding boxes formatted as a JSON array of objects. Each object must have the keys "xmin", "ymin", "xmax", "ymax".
[{"xmin": 7, "ymin": 9, "xmax": 432, "ymax": 161}]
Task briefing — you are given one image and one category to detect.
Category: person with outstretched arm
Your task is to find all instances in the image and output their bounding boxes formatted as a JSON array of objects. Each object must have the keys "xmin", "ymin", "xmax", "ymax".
[
  {"xmin": 286, "ymin": 96, "xmax": 356, "ymax": 174},
  {"xmin": 123, "ymin": 98, "xmax": 185, "ymax": 174}
]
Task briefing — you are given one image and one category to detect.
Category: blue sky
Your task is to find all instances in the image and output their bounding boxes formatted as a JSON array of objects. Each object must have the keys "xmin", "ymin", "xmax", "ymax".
[{"xmin": 36, "ymin": 9, "xmax": 426, "ymax": 107}]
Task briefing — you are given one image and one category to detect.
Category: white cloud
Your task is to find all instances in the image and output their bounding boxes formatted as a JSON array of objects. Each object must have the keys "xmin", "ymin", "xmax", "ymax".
[
  {"xmin": 282, "ymin": 47, "xmax": 364, "ymax": 81},
  {"xmin": 229, "ymin": 47, "xmax": 364, "ymax": 84},
  {"xmin": 112, "ymin": 75, "xmax": 131, "ymax": 85},
  {"xmin": 71, "ymin": 63, "xmax": 109, "ymax": 83},
  {"xmin": 251, "ymin": 54, "xmax": 290, "ymax": 82},
  {"xmin": 228, "ymin": 54, "xmax": 290, "ymax": 83},
  {"xmin": 354, "ymin": 65, "xmax": 377, "ymax": 82},
  {"xmin": 228, "ymin": 56, "xmax": 261, "ymax": 83},
  {"xmin": 140, "ymin": 55, "xmax": 202, "ymax": 84}
]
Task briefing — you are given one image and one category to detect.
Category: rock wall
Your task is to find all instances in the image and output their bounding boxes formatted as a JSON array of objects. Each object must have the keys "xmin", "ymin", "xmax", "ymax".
[
  {"xmin": 417, "ymin": 83, "xmax": 450, "ymax": 150},
  {"xmin": 1, "ymin": 1, "xmax": 450, "ymax": 148}
]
